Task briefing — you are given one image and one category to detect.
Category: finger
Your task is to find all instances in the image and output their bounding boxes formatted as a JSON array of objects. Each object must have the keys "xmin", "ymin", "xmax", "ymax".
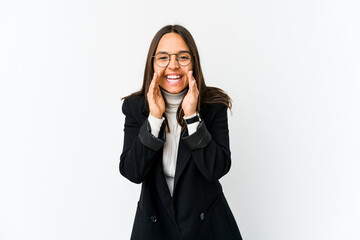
[
  {"xmin": 153, "ymin": 71, "xmax": 158, "ymax": 85},
  {"xmin": 188, "ymin": 71, "xmax": 197, "ymax": 92},
  {"xmin": 155, "ymin": 72, "xmax": 163, "ymax": 95},
  {"xmin": 187, "ymin": 69, "xmax": 193, "ymax": 80},
  {"xmin": 148, "ymin": 72, "xmax": 157, "ymax": 100},
  {"xmin": 157, "ymin": 67, "xmax": 166, "ymax": 79},
  {"xmin": 190, "ymin": 71, "xmax": 196, "ymax": 84},
  {"xmin": 157, "ymin": 87, "xmax": 162, "ymax": 98},
  {"xmin": 192, "ymin": 77, "xmax": 198, "ymax": 92},
  {"xmin": 187, "ymin": 70, "xmax": 193, "ymax": 89},
  {"xmin": 149, "ymin": 73, "xmax": 156, "ymax": 93},
  {"xmin": 192, "ymin": 78, "xmax": 196, "ymax": 91},
  {"xmin": 191, "ymin": 80, "xmax": 197, "ymax": 95}
]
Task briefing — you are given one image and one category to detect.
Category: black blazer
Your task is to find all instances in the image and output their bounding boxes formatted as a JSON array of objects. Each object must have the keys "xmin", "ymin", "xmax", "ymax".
[{"xmin": 120, "ymin": 94, "xmax": 243, "ymax": 240}]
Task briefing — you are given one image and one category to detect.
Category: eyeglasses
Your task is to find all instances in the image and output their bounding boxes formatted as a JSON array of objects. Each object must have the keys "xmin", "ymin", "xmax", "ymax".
[{"xmin": 152, "ymin": 51, "xmax": 193, "ymax": 68}]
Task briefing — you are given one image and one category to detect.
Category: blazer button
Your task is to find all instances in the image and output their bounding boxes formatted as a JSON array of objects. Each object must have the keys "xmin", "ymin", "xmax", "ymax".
[
  {"xmin": 150, "ymin": 215, "xmax": 157, "ymax": 223},
  {"xmin": 200, "ymin": 212, "xmax": 205, "ymax": 221}
]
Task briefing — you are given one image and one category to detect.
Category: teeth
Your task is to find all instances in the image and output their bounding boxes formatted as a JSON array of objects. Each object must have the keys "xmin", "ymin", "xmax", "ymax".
[{"xmin": 167, "ymin": 75, "xmax": 182, "ymax": 79}]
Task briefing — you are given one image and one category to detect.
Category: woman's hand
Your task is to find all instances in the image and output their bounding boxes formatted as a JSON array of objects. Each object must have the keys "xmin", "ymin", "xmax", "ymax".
[
  {"xmin": 182, "ymin": 70, "xmax": 199, "ymax": 117},
  {"xmin": 147, "ymin": 70, "xmax": 166, "ymax": 119}
]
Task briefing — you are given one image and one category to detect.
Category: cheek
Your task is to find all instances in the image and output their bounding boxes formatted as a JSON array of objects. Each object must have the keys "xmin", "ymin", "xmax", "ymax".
[
  {"xmin": 184, "ymin": 77, "xmax": 189, "ymax": 86},
  {"xmin": 183, "ymin": 69, "xmax": 191, "ymax": 86},
  {"xmin": 153, "ymin": 65, "xmax": 159, "ymax": 74}
]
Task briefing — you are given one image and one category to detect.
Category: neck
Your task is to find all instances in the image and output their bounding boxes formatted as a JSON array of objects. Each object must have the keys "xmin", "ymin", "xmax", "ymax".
[{"xmin": 161, "ymin": 88, "xmax": 187, "ymax": 112}]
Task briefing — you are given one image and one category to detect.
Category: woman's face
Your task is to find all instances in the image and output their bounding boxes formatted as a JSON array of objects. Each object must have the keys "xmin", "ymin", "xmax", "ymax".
[{"xmin": 153, "ymin": 33, "xmax": 193, "ymax": 94}]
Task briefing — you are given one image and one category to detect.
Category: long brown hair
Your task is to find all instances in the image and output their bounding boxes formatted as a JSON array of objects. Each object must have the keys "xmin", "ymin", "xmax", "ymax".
[{"xmin": 123, "ymin": 24, "xmax": 232, "ymax": 131}]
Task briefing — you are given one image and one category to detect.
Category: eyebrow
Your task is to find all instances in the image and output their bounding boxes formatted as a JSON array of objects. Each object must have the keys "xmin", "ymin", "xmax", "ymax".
[{"xmin": 155, "ymin": 50, "xmax": 191, "ymax": 54}]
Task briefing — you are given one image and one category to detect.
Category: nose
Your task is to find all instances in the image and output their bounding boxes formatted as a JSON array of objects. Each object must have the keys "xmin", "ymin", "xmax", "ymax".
[{"xmin": 167, "ymin": 55, "xmax": 179, "ymax": 69}]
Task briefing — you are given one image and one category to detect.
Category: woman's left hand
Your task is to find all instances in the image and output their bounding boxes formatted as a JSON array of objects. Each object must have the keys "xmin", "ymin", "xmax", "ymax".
[{"xmin": 182, "ymin": 70, "xmax": 199, "ymax": 117}]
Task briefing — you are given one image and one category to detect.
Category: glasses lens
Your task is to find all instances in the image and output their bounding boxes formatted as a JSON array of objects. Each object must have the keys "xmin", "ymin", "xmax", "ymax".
[
  {"xmin": 177, "ymin": 52, "xmax": 192, "ymax": 66},
  {"xmin": 155, "ymin": 53, "xmax": 169, "ymax": 67}
]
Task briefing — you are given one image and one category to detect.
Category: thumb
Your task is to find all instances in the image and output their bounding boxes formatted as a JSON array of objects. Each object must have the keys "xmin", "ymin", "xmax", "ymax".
[{"xmin": 187, "ymin": 70, "xmax": 193, "ymax": 81}]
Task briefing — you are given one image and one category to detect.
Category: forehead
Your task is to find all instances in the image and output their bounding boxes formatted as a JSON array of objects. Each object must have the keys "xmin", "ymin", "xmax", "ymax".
[{"xmin": 155, "ymin": 33, "xmax": 190, "ymax": 53}]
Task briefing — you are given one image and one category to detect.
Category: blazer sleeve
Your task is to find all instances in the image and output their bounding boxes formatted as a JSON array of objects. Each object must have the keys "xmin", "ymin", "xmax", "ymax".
[
  {"xmin": 119, "ymin": 97, "xmax": 165, "ymax": 184},
  {"xmin": 181, "ymin": 103, "xmax": 231, "ymax": 182}
]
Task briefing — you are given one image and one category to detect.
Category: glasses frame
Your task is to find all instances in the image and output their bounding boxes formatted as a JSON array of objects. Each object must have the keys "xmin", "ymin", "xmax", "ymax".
[{"xmin": 152, "ymin": 50, "xmax": 193, "ymax": 68}]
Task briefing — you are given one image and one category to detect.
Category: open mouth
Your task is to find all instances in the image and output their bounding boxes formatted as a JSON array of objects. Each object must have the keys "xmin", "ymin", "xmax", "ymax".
[{"xmin": 165, "ymin": 74, "xmax": 183, "ymax": 85}]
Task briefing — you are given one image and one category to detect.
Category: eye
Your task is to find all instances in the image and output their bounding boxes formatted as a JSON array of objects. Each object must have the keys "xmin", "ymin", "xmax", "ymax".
[{"xmin": 156, "ymin": 54, "xmax": 169, "ymax": 61}]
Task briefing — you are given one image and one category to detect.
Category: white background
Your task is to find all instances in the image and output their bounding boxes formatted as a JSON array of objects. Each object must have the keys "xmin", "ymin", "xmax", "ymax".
[{"xmin": 1, "ymin": 0, "xmax": 359, "ymax": 239}]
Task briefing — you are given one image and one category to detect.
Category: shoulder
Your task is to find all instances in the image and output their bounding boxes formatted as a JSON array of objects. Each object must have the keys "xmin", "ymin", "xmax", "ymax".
[
  {"xmin": 123, "ymin": 94, "xmax": 144, "ymax": 107},
  {"xmin": 200, "ymin": 86, "xmax": 231, "ymax": 117},
  {"xmin": 200, "ymin": 102, "xmax": 227, "ymax": 116},
  {"xmin": 122, "ymin": 94, "xmax": 148, "ymax": 119},
  {"xmin": 200, "ymin": 102, "xmax": 228, "ymax": 126}
]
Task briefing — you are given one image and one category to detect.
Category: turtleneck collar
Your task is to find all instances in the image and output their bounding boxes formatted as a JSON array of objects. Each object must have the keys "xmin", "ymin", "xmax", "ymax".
[{"xmin": 161, "ymin": 88, "xmax": 187, "ymax": 112}]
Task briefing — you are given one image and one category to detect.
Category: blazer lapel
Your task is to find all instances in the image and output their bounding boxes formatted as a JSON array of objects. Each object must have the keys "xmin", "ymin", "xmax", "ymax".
[
  {"xmin": 173, "ymin": 138, "xmax": 191, "ymax": 192},
  {"xmin": 153, "ymin": 124, "xmax": 191, "ymax": 218},
  {"xmin": 173, "ymin": 107, "xmax": 211, "ymax": 191},
  {"xmin": 154, "ymin": 154, "xmax": 177, "ymax": 221}
]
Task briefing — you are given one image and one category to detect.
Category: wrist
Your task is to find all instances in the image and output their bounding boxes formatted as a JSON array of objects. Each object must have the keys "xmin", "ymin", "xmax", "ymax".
[
  {"xmin": 183, "ymin": 112, "xmax": 200, "ymax": 124},
  {"xmin": 184, "ymin": 111, "xmax": 196, "ymax": 118},
  {"xmin": 150, "ymin": 112, "xmax": 163, "ymax": 119}
]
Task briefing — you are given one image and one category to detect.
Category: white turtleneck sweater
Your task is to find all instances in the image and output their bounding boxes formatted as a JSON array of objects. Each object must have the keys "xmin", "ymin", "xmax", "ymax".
[{"xmin": 147, "ymin": 89, "xmax": 199, "ymax": 197}]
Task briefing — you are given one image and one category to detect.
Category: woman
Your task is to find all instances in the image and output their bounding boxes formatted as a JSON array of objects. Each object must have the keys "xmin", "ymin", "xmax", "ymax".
[{"xmin": 120, "ymin": 24, "xmax": 243, "ymax": 240}]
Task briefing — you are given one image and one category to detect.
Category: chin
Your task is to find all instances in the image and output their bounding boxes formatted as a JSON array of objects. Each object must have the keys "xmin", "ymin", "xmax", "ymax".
[
  {"xmin": 166, "ymin": 88, "xmax": 182, "ymax": 94},
  {"xmin": 162, "ymin": 86, "xmax": 187, "ymax": 94}
]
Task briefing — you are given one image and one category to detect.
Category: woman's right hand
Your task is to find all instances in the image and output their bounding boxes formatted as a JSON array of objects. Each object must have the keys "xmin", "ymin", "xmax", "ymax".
[{"xmin": 147, "ymin": 70, "xmax": 165, "ymax": 119}]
